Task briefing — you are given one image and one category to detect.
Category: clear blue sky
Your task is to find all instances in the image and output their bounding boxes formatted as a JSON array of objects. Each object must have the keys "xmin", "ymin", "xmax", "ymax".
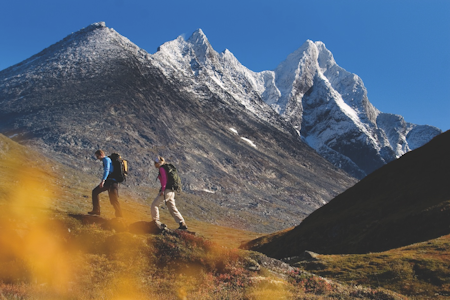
[{"xmin": 1, "ymin": 0, "xmax": 449, "ymax": 131}]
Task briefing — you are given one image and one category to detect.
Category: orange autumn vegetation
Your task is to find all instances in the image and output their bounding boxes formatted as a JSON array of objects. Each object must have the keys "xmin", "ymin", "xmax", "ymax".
[{"xmin": 0, "ymin": 138, "xmax": 407, "ymax": 299}]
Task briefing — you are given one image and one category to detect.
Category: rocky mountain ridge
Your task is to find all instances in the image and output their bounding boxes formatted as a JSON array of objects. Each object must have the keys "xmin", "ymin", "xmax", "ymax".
[
  {"xmin": 152, "ymin": 30, "xmax": 441, "ymax": 178},
  {"xmin": 0, "ymin": 22, "xmax": 356, "ymax": 232}
]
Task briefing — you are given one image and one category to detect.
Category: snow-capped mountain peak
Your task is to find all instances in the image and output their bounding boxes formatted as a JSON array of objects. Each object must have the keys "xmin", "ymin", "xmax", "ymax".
[
  {"xmin": 186, "ymin": 29, "xmax": 216, "ymax": 64},
  {"xmin": 152, "ymin": 30, "xmax": 441, "ymax": 179},
  {"xmin": 152, "ymin": 29, "xmax": 287, "ymax": 132},
  {"xmin": 6, "ymin": 23, "xmax": 437, "ymax": 181},
  {"xmin": 266, "ymin": 40, "xmax": 440, "ymax": 178},
  {"xmin": 187, "ymin": 28, "xmax": 209, "ymax": 46},
  {"xmin": 316, "ymin": 41, "xmax": 336, "ymax": 71}
]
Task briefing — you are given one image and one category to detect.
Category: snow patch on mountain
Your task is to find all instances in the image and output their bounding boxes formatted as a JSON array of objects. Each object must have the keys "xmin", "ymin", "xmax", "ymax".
[
  {"xmin": 241, "ymin": 137, "xmax": 257, "ymax": 149},
  {"xmin": 229, "ymin": 127, "xmax": 239, "ymax": 135}
]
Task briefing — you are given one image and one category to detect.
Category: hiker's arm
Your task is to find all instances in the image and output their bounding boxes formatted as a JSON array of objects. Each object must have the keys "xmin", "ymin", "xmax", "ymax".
[
  {"xmin": 100, "ymin": 158, "xmax": 110, "ymax": 186},
  {"xmin": 159, "ymin": 167, "xmax": 167, "ymax": 192}
]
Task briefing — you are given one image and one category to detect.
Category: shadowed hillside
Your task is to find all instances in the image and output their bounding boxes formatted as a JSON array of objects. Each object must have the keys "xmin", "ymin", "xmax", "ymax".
[{"xmin": 244, "ymin": 130, "xmax": 450, "ymax": 256}]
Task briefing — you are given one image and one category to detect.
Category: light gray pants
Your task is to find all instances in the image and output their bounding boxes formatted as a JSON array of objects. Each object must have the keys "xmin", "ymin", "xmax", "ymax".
[{"xmin": 151, "ymin": 190, "xmax": 184, "ymax": 224}]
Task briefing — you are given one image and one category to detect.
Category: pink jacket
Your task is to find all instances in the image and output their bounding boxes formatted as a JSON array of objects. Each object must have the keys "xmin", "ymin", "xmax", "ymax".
[{"xmin": 158, "ymin": 166, "xmax": 168, "ymax": 191}]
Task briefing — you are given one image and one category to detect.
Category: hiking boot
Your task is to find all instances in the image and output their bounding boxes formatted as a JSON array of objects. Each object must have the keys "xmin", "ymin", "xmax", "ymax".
[
  {"xmin": 178, "ymin": 221, "xmax": 188, "ymax": 230},
  {"xmin": 88, "ymin": 211, "xmax": 100, "ymax": 216},
  {"xmin": 153, "ymin": 220, "xmax": 167, "ymax": 230}
]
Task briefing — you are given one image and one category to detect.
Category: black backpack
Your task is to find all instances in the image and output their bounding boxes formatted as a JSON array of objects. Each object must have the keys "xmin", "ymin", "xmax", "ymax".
[
  {"xmin": 108, "ymin": 153, "xmax": 128, "ymax": 183},
  {"xmin": 160, "ymin": 163, "xmax": 182, "ymax": 193}
]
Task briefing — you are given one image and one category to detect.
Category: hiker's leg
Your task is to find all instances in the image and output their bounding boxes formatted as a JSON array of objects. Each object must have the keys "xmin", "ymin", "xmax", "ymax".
[
  {"xmin": 92, "ymin": 185, "xmax": 108, "ymax": 213},
  {"xmin": 164, "ymin": 190, "xmax": 184, "ymax": 224},
  {"xmin": 150, "ymin": 193, "xmax": 164, "ymax": 221},
  {"xmin": 108, "ymin": 182, "xmax": 122, "ymax": 217}
]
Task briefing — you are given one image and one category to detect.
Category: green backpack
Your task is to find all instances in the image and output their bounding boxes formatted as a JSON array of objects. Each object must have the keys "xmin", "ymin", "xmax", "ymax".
[{"xmin": 160, "ymin": 163, "xmax": 182, "ymax": 193}]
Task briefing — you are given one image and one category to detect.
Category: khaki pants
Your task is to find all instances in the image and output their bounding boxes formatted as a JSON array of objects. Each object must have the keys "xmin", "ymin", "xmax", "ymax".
[{"xmin": 151, "ymin": 190, "xmax": 184, "ymax": 224}]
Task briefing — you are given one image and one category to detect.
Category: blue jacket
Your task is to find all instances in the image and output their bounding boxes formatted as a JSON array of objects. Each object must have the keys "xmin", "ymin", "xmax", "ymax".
[{"xmin": 102, "ymin": 157, "xmax": 114, "ymax": 181}]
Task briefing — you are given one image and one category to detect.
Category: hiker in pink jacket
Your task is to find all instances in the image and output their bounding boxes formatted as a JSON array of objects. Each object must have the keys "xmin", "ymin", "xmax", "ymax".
[{"xmin": 151, "ymin": 156, "xmax": 187, "ymax": 230}]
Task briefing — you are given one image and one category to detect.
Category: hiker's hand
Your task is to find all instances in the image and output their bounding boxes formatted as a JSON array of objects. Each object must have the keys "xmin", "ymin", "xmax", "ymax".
[
  {"xmin": 159, "ymin": 191, "xmax": 164, "ymax": 196},
  {"xmin": 99, "ymin": 181, "xmax": 105, "ymax": 188}
]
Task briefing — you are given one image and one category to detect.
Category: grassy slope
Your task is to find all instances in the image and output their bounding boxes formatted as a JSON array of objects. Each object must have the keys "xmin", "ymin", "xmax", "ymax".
[
  {"xmin": 0, "ymin": 134, "xmax": 408, "ymax": 299},
  {"xmin": 0, "ymin": 211, "xmax": 406, "ymax": 300},
  {"xmin": 244, "ymin": 130, "xmax": 450, "ymax": 257},
  {"xmin": 294, "ymin": 234, "xmax": 450, "ymax": 299},
  {"xmin": 0, "ymin": 133, "xmax": 261, "ymax": 248}
]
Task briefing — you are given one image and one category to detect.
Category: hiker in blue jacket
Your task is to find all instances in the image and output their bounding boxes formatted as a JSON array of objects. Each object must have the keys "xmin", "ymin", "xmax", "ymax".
[{"xmin": 88, "ymin": 149, "xmax": 123, "ymax": 217}]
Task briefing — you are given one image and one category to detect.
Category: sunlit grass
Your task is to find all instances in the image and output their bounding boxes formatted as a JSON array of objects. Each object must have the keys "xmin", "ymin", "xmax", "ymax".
[
  {"xmin": 295, "ymin": 235, "xmax": 450, "ymax": 299},
  {"xmin": 0, "ymin": 207, "xmax": 407, "ymax": 299}
]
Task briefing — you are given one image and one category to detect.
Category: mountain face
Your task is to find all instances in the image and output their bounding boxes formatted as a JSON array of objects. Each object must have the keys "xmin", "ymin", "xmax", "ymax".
[
  {"xmin": 151, "ymin": 29, "xmax": 284, "ymax": 131},
  {"xmin": 0, "ymin": 22, "xmax": 357, "ymax": 233},
  {"xmin": 243, "ymin": 130, "xmax": 450, "ymax": 257},
  {"xmin": 153, "ymin": 33, "xmax": 441, "ymax": 179},
  {"xmin": 287, "ymin": 41, "xmax": 442, "ymax": 178}
]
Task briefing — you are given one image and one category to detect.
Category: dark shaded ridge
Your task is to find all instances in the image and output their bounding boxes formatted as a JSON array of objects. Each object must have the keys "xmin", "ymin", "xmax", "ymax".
[{"xmin": 244, "ymin": 130, "xmax": 450, "ymax": 256}]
